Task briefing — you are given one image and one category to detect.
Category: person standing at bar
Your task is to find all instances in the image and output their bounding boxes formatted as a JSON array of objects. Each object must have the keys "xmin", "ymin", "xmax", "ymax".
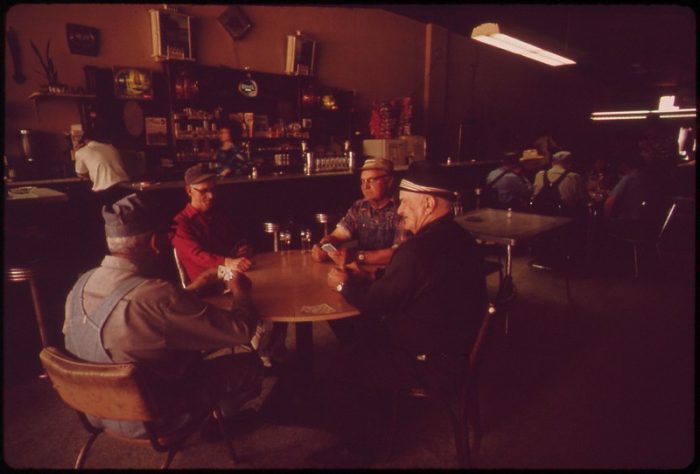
[
  {"xmin": 213, "ymin": 121, "xmax": 251, "ymax": 178},
  {"xmin": 309, "ymin": 161, "xmax": 487, "ymax": 468},
  {"xmin": 74, "ymin": 129, "xmax": 131, "ymax": 208}
]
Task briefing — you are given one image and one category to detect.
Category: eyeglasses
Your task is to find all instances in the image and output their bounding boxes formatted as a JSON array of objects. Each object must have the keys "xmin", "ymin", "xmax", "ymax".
[
  {"xmin": 360, "ymin": 175, "xmax": 389, "ymax": 185},
  {"xmin": 191, "ymin": 185, "xmax": 216, "ymax": 195}
]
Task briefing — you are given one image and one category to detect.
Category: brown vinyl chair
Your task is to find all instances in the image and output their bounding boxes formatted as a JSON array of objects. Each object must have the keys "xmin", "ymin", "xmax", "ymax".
[
  {"xmin": 39, "ymin": 346, "xmax": 236, "ymax": 469},
  {"xmin": 386, "ymin": 302, "xmax": 497, "ymax": 468}
]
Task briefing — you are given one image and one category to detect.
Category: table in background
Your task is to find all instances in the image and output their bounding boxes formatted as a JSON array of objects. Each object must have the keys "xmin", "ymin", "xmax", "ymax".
[
  {"xmin": 5, "ymin": 186, "xmax": 68, "ymax": 205},
  {"xmin": 207, "ymin": 250, "xmax": 359, "ymax": 377},
  {"xmin": 455, "ymin": 208, "xmax": 574, "ymax": 305}
]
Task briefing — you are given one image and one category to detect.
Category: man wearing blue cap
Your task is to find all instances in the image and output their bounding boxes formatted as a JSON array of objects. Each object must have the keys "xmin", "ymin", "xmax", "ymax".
[
  {"xmin": 311, "ymin": 161, "xmax": 488, "ymax": 467},
  {"xmin": 62, "ymin": 193, "xmax": 263, "ymax": 440}
]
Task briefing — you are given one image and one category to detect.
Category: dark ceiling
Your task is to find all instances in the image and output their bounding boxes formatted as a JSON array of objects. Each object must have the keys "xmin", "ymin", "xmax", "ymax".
[{"xmin": 379, "ymin": 4, "xmax": 696, "ymax": 105}]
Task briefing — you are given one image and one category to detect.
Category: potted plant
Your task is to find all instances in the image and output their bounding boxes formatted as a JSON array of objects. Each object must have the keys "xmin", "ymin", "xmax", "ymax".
[{"xmin": 30, "ymin": 39, "xmax": 67, "ymax": 94}]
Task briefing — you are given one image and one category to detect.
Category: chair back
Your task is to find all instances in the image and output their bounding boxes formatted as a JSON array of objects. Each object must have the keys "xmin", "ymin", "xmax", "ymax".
[
  {"xmin": 173, "ymin": 248, "xmax": 189, "ymax": 288},
  {"xmin": 40, "ymin": 346, "xmax": 160, "ymax": 422},
  {"xmin": 656, "ymin": 202, "xmax": 678, "ymax": 242}
]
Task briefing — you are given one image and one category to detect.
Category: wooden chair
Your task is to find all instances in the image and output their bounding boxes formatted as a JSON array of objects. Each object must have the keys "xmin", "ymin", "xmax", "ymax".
[
  {"xmin": 39, "ymin": 346, "xmax": 236, "ymax": 469},
  {"xmin": 386, "ymin": 302, "xmax": 498, "ymax": 468},
  {"xmin": 172, "ymin": 248, "xmax": 189, "ymax": 289}
]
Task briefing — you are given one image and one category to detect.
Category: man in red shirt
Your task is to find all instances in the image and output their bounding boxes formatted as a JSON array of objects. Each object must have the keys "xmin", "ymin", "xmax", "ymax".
[
  {"xmin": 170, "ymin": 164, "xmax": 252, "ymax": 283},
  {"xmin": 171, "ymin": 164, "xmax": 286, "ymax": 367}
]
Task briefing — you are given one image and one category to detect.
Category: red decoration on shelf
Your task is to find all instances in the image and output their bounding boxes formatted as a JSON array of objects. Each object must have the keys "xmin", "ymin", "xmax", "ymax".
[{"xmin": 369, "ymin": 97, "xmax": 412, "ymax": 139}]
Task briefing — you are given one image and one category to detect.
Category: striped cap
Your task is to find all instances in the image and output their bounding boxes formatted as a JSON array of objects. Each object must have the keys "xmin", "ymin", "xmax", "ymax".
[{"xmin": 398, "ymin": 161, "xmax": 455, "ymax": 200}]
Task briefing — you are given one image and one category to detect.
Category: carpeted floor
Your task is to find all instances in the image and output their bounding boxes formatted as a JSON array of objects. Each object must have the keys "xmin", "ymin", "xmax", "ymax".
[{"xmin": 3, "ymin": 249, "xmax": 695, "ymax": 469}]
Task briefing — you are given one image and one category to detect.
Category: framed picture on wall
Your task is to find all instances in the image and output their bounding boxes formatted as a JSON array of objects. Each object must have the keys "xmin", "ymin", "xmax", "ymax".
[
  {"xmin": 66, "ymin": 23, "xmax": 100, "ymax": 56},
  {"xmin": 149, "ymin": 9, "xmax": 194, "ymax": 61}
]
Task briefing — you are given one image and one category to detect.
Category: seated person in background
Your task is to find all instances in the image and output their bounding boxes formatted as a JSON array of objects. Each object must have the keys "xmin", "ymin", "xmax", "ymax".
[
  {"xmin": 484, "ymin": 153, "xmax": 533, "ymax": 210},
  {"xmin": 309, "ymin": 162, "xmax": 487, "ymax": 468},
  {"xmin": 63, "ymin": 194, "xmax": 263, "ymax": 440},
  {"xmin": 530, "ymin": 150, "xmax": 588, "ymax": 268},
  {"xmin": 518, "ymin": 148, "xmax": 547, "ymax": 184},
  {"xmin": 311, "ymin": 158, "xmax": 401, "ymax": 267},
  {"xmin": 213, "ymin": 121, "xmax": 251, "ymax": 178},
  {"xmin": 604, "ymin": 155, "xmax": 649, "ymax": 236},
  {"xmin": 170, "ymin": 164, "xmax": 253, "ymax": 282},
  {"xmin": 532, "ymin": 150, "xmax": 588, "ymax": 216},
  {"xmin": 586, "ymin": 157, "xmax": 618, "ymax": 196},
  {"xmin": 75, "ymin": 129, "xmax": 131, "ymax": 207}
]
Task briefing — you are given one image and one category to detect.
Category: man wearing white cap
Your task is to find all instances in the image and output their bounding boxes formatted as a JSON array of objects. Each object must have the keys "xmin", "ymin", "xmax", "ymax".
[{"xmin": 310, "ymin": 162, "xmax": 487, "ymax": 468}]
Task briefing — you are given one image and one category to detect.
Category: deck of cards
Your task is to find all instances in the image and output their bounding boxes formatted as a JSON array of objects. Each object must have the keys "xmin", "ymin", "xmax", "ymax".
[{"xmin": 217, "ymin": 265, "xmax": 235, "ymax": 282}]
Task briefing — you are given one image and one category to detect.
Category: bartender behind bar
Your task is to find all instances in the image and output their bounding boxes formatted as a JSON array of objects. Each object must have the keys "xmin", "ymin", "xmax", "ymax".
[{"xmin": 74, "ymin": 129, "xmax": 131, "ymax": 208}]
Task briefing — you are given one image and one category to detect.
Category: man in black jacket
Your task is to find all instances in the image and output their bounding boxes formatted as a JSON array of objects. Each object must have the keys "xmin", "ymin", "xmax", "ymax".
[{"xmin": 310, "ymin": 161, "xmax": 487, "ymax": 468}]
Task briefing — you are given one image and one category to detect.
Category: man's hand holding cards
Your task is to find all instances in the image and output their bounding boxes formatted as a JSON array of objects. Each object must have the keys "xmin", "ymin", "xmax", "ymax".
[{"xmin": 217, "ymin": 265, "xmax": 235, "ymax": 282}]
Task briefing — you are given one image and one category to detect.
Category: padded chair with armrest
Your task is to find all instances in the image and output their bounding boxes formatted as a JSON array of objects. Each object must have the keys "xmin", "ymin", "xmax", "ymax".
[
  {"xmin": 386, "ymin": 302, "xmax": 497, "ymax": 468},
  {"xmin": 39, "ymin": 346, "xmax": 236, "ymax": 469}
]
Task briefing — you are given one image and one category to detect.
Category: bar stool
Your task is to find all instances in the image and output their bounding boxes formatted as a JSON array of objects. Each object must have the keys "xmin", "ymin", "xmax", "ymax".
[
  {"xmin": 314, "ymin": 213, "xmax": 332, "ymax": 237},
  {"xmin": 473, "ymin": 188, "xmax": 482, "ymax": 210},
  {"xmin": 5, "ymin": 264, "xmax": 51, "ymax": 349},
  {"xmin": 263, "ymin": 222, "xmax": 281, "ymax": 252}
]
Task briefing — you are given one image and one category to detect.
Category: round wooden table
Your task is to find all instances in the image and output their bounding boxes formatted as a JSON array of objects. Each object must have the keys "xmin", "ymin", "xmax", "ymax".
[{"xmin": 207, "ymin": 250, "xmax": 360, "ymax": 376}]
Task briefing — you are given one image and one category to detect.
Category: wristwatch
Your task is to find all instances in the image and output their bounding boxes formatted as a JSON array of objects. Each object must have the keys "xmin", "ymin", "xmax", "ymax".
[
  {"xmin": 357, "ymin": 251, "xmax": 366, "ymax": 262},
  {"xmin": 336, "ymin": 282, "xmax": 345, "ymax": 293}
]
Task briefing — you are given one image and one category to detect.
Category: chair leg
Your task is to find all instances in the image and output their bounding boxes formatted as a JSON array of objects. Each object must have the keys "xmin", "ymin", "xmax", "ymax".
[
  {"xmin": 384, "ymin": 390, "xmax": 400, "ymax": 461},
  {"xmin": 468, "ymin": 382, "xmax": 482, "ymax": 453},
  {"xmin": 160, "ymin": 449, "xmax": 178, "ymax": 469},
  {"xmin": 632, "ymin": 243, "xmax": 640, "ymax": 279},
  {"xmin": 447, "ymin": 398, "xmax": 471, "ymax": 468},
  {"xmin": 74, "ymin": 432, "xmax": 100, "ymax": 469},
  {"xmin": 213, "ymin": 407, "xmax": 237, "ymax": 465}
]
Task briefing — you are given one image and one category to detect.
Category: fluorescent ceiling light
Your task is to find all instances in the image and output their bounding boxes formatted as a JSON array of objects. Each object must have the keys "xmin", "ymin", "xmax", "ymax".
[
  {"xmin": 659, "ymin": 113, "xmax": 696, "ymax": 119},
  {"xmin": 651, "ymin": 108, "xmax": 696, "ymax": 114},
  {"xmin": 471, "ymin": 23, "xmax": 576, "ymax": 67},
  {"xmin": 591, "ymin": 115, "xmax": 648, "ymax": 121},
  {"xmin": 592, "ymin": 110, "xmax": 651, "ymax": 116}
]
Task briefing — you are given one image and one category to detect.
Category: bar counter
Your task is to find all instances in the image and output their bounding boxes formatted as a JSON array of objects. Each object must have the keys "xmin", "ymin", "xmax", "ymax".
[
  {"xmin": 4, "ymin": 160, "xmax": 498, "ymax": 282},
  {"xmin": 5, "ymin": 160, "xmax": 499, "ymax": 191}
]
